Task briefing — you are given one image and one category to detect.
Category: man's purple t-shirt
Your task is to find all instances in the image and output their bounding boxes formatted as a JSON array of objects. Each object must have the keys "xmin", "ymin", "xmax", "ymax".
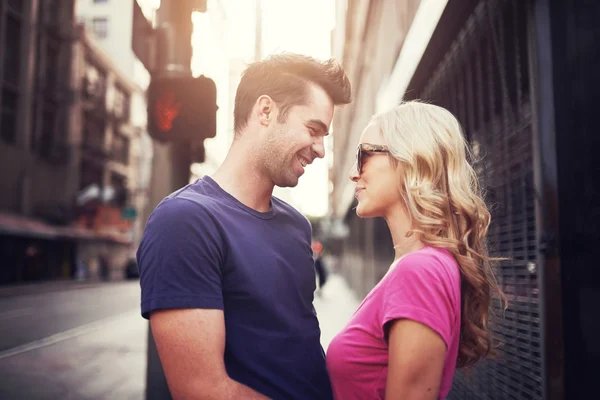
[{"xmin": 137, "ymin": 176, "xmax": 332, "ymax": 400}]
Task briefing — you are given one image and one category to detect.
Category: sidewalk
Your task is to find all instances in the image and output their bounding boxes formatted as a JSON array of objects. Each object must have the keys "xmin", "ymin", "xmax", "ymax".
[
  {"xmin": 0, "ymin": 274, "xmax": 360, "ymax": 399},
  {"xmin": 314, "ymin": 273, "xmax": 362, "ymax": 351},
  {"xmin": 0, "ymin": 274, "xmax": 361, "ymax": 348},
  {"xmin": 0, "ymin": 279, "xmax": 129, "ymax": 298}
]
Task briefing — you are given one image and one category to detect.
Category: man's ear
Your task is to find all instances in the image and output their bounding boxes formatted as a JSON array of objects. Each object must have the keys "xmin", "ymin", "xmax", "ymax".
[{"xmin": 256, "ymin": 95, "xmax": 274, "ymax": 126}]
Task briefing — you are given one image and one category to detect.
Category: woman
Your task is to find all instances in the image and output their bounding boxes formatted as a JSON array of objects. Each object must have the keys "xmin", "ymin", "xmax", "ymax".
[{"xmin": 326, "ymin": 101, "xmax": 506, "ymax": 399}]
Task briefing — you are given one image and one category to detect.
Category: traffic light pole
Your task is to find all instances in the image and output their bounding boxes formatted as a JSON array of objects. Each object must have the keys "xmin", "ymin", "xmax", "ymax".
[
  {"xmin": 153, "ymin": 0, "xmax": 194, "ymax": 76},
  {"xmin": 144, "ymin": 2, "xmax": 198, "ymax": 399}
]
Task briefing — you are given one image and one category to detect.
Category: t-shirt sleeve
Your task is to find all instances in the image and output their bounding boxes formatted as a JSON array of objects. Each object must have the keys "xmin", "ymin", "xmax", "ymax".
[
  {"xmin": 380, "ymin": 253, "xmax": 458, "ymax": 349},
  {"xmin": 137, "ymin": 198, "xmax": 225, "ymax": 319}
]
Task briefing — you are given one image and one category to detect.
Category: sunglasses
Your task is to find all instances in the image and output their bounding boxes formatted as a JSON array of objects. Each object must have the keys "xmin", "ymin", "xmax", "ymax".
[{"xmin": 355, "ymin": 143, "xmax": 390, "ymax": 174}]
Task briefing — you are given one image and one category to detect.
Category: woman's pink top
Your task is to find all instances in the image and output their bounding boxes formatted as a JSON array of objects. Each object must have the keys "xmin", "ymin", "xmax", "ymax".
[{"xmin": 326, "ymin": 246, "xmax": 462, "ymax": 399}]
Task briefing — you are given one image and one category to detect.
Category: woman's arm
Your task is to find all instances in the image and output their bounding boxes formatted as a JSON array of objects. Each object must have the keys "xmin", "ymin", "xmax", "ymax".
[{"xmin": 385, "ymin": 319, "xmax": 447, "ymax": 400}]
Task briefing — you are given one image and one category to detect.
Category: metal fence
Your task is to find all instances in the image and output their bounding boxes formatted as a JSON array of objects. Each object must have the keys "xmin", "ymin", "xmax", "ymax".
[{"xmin": 415, "ymin": 0, "xmax": 543, "ymax": 398}]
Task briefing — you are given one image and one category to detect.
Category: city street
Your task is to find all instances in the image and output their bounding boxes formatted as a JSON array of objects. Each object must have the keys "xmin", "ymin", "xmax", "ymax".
[
  {"xmin": 0, "ymin": 281, "xmax": 146, "ymax": 399},
  {"xmin": 0, "ymin": 275, "xmax": 359, "ymax": 399}
]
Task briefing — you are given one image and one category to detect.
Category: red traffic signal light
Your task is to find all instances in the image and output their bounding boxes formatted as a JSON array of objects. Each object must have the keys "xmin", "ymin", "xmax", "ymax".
[{"xmin": 147, "ymin": 75, "xmax": 217, "ymax": 142}]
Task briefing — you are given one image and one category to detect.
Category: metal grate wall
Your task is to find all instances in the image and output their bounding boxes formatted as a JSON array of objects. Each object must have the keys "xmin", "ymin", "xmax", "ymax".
[
  {"xmin": 552, "ymin": 1, "xmax": 600, "ymax": 397},
  {"xmin": 415, "ymin": 0, "xmax": 543, "ymax": 398}
]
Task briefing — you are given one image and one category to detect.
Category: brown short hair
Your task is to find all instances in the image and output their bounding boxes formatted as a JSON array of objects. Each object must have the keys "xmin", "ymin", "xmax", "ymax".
[{"xmin": 233, "ymin": 53, "xmax": 352, "ymax": 133}]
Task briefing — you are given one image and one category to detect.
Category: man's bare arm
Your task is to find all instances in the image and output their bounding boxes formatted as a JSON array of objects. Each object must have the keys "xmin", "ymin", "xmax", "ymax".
[{"xmin": 150, "ymin": 308, "xmax": 269, "ymax": 400}]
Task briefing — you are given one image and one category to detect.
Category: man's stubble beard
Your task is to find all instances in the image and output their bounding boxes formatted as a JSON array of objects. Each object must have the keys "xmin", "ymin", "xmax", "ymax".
[
  {"xmin": 269, "ymin": 153, "xmax": 298, "ymax": 188},
  {"xmin": 263, "ymin": 126, "xmax": 299, "ymax": 188}
]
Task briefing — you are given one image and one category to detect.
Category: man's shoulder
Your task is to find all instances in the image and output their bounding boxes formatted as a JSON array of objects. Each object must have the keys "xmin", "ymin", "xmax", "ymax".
[
  {"xmin": 169, "ymin": 179, "xmax": 222, "ymax": 205},
  {"xmin": 139, "ymin": 182, "xmax": 227, "ymax": 258},
  {"xmin": 147, "ymin": 181, "xmax": 225, "ymax": 228},
  {"xmin": 273, "ymin": 196, "xmax": 310, "ymax": 225}
]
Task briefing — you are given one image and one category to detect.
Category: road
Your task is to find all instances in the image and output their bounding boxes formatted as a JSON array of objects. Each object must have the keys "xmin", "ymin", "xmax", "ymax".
[
  {"xmin": 0, "ymin": 281, "xmax": 147, "ymax": 400},
  {"xmin": 0, "ymin": 274, "xmax": 360, "ymax": 400}
]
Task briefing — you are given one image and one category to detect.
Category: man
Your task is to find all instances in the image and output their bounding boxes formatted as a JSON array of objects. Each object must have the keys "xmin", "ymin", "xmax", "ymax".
[{"xmin": 137, "ymin": 53, "xmax": 351, "ymax": 399}]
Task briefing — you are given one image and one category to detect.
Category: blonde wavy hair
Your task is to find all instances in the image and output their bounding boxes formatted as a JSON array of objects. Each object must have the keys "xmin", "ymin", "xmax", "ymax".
[{"xmin": 371, "ymin": 100, "xmax": 507, "ymax": 369}]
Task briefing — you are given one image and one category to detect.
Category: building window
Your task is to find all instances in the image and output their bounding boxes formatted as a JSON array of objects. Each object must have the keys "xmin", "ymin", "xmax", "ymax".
[
  {"xmin": 111, "ymin": 132, "xmax": 130, "ymax": 165},
  {"xmin": 83, "ymin": 60, "xmax": 106, "ymax": 101},
  {"xmin": 45, "ymin": 39, "xmax": 60, "ymax": 93},
  {"xmin": 44, "ymin": 0, "xmax": 61, "ymax": 26},
  {"xmin": 92, "ymin": 17, "xmax": 108, "ymax": 39},
  {"xmin": 30, "ymin": 100, "xmax": 41, "ymax": 152},
  {"xmin": 38, "ymin": 102, "xmax": 57, "ymax": 157},
  {"xmin": 1, "ymin": 0, "xmax": 26, "ymax": 147},
  {"xmin": 110, "ymin": 173, "xmax": 128, "ymax": 207},
  {"xmin": 79, "ymin": 160, "xmax": 104, "ymax": 191},
  {"xmin": 3, "ymin": 15, "xmax": 22, "ymax": 85},
  {"xmin": 113, "ymin": 85, "xmax": 130, "ymax": 120},
  {"xmin": 0, "ymin": 89, "xmax": 18, "ymax": 145},
  {"xmin": 82, "ymin": 111, "xmax": 106, "ymax": 155},
  {"xmin": 7, "ymin": 0, "xmax": 24, "ymax": 14}
]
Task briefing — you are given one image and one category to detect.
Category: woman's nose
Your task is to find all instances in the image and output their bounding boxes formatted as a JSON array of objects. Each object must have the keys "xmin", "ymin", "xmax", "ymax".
[{"xmin": 349, "ymin": 161, "xmax": 359, "ymax": 182}]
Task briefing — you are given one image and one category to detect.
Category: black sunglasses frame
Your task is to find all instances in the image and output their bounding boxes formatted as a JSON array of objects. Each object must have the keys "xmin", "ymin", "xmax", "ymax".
[{"xmin": 356, "ymin": 143, "xmax": 390, "ymax": 174}]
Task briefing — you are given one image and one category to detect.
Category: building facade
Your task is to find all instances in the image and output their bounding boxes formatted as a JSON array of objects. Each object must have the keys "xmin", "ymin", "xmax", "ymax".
[
  {"xmin": 76, "ymin": 0, "xmax": 143, "ymax": 84},
  {"xmin": 329, "ymin": 0, "xmax": 421, "ymax": 295},
  {"xmin": 0, "ymin": 0, "xmax": 147, "ymax": 284},
  {"xmin": 75, "ymin": 0, "xmax": 154, "ymax": 249},
  {"xmin": 70, "ymin": 26, "xmax": 145, "ymax": 278},
  {"xmin": 329, "ymin": 0, "xmax": 599, "ymax": 398},
  {"xmin": 0, "ymin": 0, "xmax": 80, "ymax": 283}
]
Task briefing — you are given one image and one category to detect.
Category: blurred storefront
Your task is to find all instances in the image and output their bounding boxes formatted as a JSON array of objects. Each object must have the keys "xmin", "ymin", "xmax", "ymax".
[
  {"xmin": 329, "ymin": 0, "xmax": 599, "ymax": 398},
  {"xmin": 0, "ymin": 0, "xmax": 147, "ymax": 284}
]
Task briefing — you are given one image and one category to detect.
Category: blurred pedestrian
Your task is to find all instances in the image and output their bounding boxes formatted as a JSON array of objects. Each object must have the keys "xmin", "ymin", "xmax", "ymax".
[
  {"xmin": 326, "ymin": 101, "xmax": 507, "ymax": 400},
  {"xmin": 314, "ymin": 252, "xmax": 328, "ymax": 297},
  {"xmin": 98, "ymin": 250, "xmax": 110, "ymax": 281},
  {"xmin": 312, "ymin": 240, "xmax": 327, "ymax": 297},
  {"xmin": 137, "ymin": 53, "xmax": 351, "ymax": 400}
]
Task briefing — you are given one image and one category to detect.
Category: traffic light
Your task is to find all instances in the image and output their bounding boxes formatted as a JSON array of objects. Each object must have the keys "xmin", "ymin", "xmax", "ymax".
[{"xmin": 147, "ymin": 75, "xmax": 217, "ymax": 142}]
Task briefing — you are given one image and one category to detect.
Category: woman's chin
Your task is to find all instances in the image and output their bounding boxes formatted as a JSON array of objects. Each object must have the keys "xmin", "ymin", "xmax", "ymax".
[
  {"xmin": 356, "ymin": 202, "xmax": 372, "ymax": 218},
  {"xmin": 357, "ymin": 201, "xmax": 386, "ymax": 219}
]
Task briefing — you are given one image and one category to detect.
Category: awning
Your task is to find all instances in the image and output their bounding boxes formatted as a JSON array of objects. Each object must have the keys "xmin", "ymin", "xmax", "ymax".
[{"xmin": 0, "ymin": 212, "xmax": 131, "ymax": 244}]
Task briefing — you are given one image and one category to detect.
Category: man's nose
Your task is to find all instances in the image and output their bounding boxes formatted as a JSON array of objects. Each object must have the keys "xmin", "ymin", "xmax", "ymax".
[{"xmin": 312, "ymin": 137, "xmax": 325, "ymax": 159}]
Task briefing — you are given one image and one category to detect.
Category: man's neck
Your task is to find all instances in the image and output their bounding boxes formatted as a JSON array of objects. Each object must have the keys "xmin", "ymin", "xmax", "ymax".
[{"xmin": 211, "ymin": 142, "xmax": 274, "ymax": 213}]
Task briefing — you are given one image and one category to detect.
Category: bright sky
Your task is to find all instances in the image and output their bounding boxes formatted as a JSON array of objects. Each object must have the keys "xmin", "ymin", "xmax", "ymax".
[{"xmin": 137, "ymin": 0, "xmax": 336, "ymax": 217}]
